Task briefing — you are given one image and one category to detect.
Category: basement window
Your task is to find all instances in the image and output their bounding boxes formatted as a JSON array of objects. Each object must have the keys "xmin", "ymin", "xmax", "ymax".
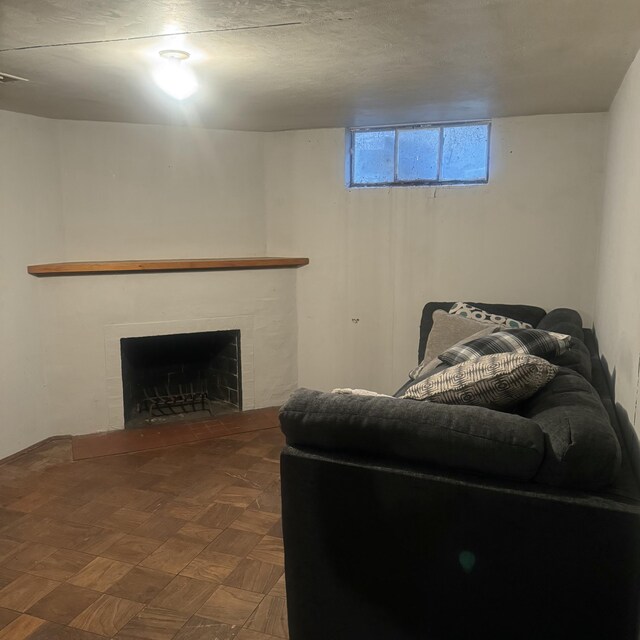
[{"xmin": 348, "ymin": 121, "xmax": 490, "ymax": 187}]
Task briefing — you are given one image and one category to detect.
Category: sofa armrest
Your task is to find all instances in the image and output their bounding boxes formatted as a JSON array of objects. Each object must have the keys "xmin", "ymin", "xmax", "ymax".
[
  {"xmin": 520, "ymin": 368, "xmax": 622, "ymax": 489},
  {"xmin": 279, "ymin": 389, "xmax": 544, "ymax": 481}
]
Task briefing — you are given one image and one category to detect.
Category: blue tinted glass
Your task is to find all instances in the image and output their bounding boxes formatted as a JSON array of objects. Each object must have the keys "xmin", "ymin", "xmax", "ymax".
[
  {"xmin": 397, "ymin": 128, "xmax": 439, "ymax": 181},
  {"xmin": 352, "ymin": 130, "xmax": 395, "ymax": 184},
  {"xmin": 441, "ymin": 124, "xmax": 489, "ymax": 182}
]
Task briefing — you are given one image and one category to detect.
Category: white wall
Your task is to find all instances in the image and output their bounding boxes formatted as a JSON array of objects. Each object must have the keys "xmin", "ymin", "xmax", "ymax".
[
  {"xmin": 0, "ymin": 107, "xmax": 610, "ymax": 458},
  {"xmin": 56, "ymin": 120, "xmax": 267, "ymax": 259},
  {"xmin": 594, "ymin": 50, "xmax": 640, "ymax": 435},
  {"xmin": 0, "ymin": 110, "xmax": 64, "ymax": 459},
  {"xmin": 1, "ymin": 113, "xmax": 298, "ymax": 456},
  {"xmin": 265, "ymin": 114, "xmax": 606, "ymax": 393}
]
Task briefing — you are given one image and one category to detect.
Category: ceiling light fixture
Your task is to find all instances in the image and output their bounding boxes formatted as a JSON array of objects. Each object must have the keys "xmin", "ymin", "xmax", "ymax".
[{"xmin": 153, "ymin": 49, "xmax": 197, "ymax": 100}]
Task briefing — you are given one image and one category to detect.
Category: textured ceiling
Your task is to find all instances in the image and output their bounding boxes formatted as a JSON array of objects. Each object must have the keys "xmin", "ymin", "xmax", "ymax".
[{"xmin": 1, "ymin": 0, "xmax": 639, "ymax": 131}]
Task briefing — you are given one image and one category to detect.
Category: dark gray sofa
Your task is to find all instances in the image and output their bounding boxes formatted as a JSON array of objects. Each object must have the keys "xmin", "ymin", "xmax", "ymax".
[{"xmin": 279, "ymin": 302, "xmax": 640, "ymax": 640}]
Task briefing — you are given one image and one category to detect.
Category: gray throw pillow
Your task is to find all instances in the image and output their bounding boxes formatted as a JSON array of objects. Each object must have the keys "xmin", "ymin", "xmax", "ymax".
[
  {"xmin": 403, "ymin": 353, "xmax": 558, "ymax": 408},
  {"xmin": 409, "ymin": 311, "xmax": 497, "ymax": 379}
]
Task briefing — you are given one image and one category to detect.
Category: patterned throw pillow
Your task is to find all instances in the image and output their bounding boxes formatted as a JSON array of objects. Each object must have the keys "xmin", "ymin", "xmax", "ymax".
[
  {"xmin": 438, "ymin": 329, "xmax": 571, "ymax": 366},
  {"xmin": 403, "ymin": 353, "xmax": 558, "ymax": 408},
  {"xmin": 449, "ymin": 302, "xmax": 533, "ymax": 329}
]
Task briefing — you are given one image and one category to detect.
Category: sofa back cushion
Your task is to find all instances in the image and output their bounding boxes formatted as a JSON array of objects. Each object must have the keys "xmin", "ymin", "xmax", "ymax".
[
  {"xmin": 537, "ymin": 308, "xmax": 592, "ymax": 380},
  {"xmin": 418, "ymin": 302, "xmax": 547, "ymax": 363}
]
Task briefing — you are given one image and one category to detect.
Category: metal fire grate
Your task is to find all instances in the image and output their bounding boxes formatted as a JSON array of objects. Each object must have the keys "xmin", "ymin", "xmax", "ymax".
[{"xmin": 143, "ymin": 383, "xmax": 213, "ymax": 417}]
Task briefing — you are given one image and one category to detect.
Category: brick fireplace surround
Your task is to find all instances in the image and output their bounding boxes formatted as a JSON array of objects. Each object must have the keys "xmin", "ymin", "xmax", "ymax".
[{"xmin": 24, "ymin": 259, "xmax": 306, "ymax": 442}]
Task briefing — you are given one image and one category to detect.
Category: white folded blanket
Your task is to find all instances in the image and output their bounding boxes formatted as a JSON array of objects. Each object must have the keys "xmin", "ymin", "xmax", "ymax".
[{"xmin": 331, "ymin": 388, "xmax": 394, "ymax": 398}]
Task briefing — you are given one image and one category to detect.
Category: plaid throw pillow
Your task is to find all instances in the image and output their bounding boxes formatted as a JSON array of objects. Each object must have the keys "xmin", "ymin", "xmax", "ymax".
[
  {"xmin": 438, "ymin": 329, "xmax": 571, "ymax": 366},
  {"xmin": 449, "ymin": 302, "xmax": 533, "ymax": 329},
  {"xmin": 403, "ymin": 353, "xmax": 558, "ymax": 408}
]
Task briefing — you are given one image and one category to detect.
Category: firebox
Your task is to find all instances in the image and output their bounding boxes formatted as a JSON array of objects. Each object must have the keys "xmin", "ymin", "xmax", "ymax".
[{"xmin": 120, "ymin": 330, "xmax": 241, "ymax": 428}]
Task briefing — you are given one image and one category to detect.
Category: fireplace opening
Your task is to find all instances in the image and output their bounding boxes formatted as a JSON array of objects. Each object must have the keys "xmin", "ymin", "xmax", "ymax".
[{"xmin": 120, "ymin": 330, "xmax": 241, "ymax": 428}]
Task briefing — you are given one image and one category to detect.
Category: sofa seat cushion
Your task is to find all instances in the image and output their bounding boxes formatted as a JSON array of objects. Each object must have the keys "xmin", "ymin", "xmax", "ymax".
[
  {"xmin": 280, "ymin": 389, "xmax": 544, "ymax": 481},
  {"xmin": 520, "ymin": 368, "xmax": 622, "ymax": 489}
]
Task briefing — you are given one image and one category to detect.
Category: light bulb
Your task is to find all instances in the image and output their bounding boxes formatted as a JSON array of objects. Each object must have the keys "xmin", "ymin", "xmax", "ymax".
[{"xmin": 154, "ymin": 50, "xmax": 198, "ymax": 100}]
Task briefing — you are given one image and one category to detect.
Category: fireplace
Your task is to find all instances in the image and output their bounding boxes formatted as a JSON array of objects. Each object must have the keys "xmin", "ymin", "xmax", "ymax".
[{"xmin": 120, "ymin": 330, "xmax": 241, "ymax": 428}]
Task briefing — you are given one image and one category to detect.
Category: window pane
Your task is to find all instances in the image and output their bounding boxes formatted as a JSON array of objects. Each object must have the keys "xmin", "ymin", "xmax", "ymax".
[
  {"xmin": 352, "ymin": 130, "xmax": 395, "ymax": 184},
  {"xmin": 441, "ymin": 124, "xmax": 489, "ymax": 182},
  {"xmin": 397, "ymin": 128, "xmax": 440, "ymax": 181}
]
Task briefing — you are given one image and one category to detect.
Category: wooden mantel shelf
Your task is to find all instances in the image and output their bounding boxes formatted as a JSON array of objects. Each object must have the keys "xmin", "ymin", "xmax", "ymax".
[{"xmin": 28, "ymin": 257, "xmax": 309, "ymax": 277}]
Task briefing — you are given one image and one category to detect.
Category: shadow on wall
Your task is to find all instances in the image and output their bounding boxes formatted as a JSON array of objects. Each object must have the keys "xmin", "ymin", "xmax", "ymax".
[{"xmin": 599, "ymin": 351, "xmax": 640, "ymax": 488}]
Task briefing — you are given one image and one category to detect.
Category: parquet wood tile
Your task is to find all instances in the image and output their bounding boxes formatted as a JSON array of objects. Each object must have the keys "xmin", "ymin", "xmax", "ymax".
[
  {"xmin": 244, "ymin": 596, "xmax": 288, "ymax": 639},
  {"xmin": 24, "ymin": 620, "xmax": 105, "ymax": 639},
  {"xmin": 75, "ymin": 528, "xmax": 127, "ymax": 556},
  {"xmin": 0, "ymin": 613, "xmax": 46, "ymax": 639},
  {"xmin": 0, "ymin": 537, "xmax": 23, "ymax": 564},
  {"xmin": 248, "ymin": 493, "xmax": 281, "ymax": 516},
  {"xmin": 149, "ymin": 576, "xmax": 218, "ymax": 616},
  {"xmin": 197, "ymin": 585, "xmax": 264, "ymax": 626},
  {"xmin": 26, "ymin": 548, "xmax": 94, "ymax": 581},
  {"xmin": 180, "ymin": 550, "xmax": 241, "ymax": 584},
  {"xmin": 223, "ymin": 559, "xmax": 283, "ymax": 595},
  {"xmin": 247, "ymin": 537, "xmax": 284, "ymax": 567},
  {"xmin": 101, "ymin": 535, "xmax": 163, "ymax": 565},
  {"xmin": 113, "ymin": 606, "xmax": 189, "ymax": 639},
  {"xmin": 0, "ymin": 607, "xmax": 19, "ymax": 630},
  {"xmin": 197, "ymin": 504, "xmax": 245, "ymax": 530},
  {"xmin": 173, "ymin": 615, "xmax": 240, "ymax": 640},
  {"xmin": 139, "ymin": 538, "xmax": 207, "ymax": 574},
  {"xmin": 1, "ymin": 542, "xmax": 57, "ymax": 573},
  {"xmin": 212, "ymin": 485, "xmax": 263, "ymax": 509},
  {"xmin": 67, "ymin": 501, "xmax": 120, "ymax": 526},
  {"xmin": 132, "ymin": 515, "xmax": 186, "ymax": 542},
  {"xmin": 106, "ymin": 567, "xmax": 174, "ymax": 605},
  {"xmin": 97, "ymin": 509, "xmax": 153, "ymax": 534},
  {"xmin": 267, "ymin": 574, "xmax": 286, "ymax": 600},
  {"xmin": 69, "ymin": 594, "xmax": 144, "ymax": 636},
  {"xmin": 68, "ymin": 557, "xmax": 134, "ymax": 592},
  {"xmin": 152, "ymin": 499, "xmax": 206, "ymax": 522},
  {"xmin": 27, "ymin": 583, "xmax": 102, "ymax": 625},
  {"xmin": 6, "ymin": 492, "xmax": 50, "ymax": 514},
  {"xmin": 228, "ymin": 511, "xmax": 279, "ymax": 536},
  {"xmin": 0, "ymin": 411, "xmax": 288, "ymax": 639},
  {"xmin": 0, "ymin": 567, "xmax": 20, "ymax": 590},
  {"xmin": 0, "ymin": 573, "xmax": 59, "ymax": 612},
  {"xmin": 236, "ymin": 630, "xmax": 281, "ymax": 640},
  {"xmin": 204, "ymin": 529, "xmax": 262, "ymax": 558},
  {"xmin": 266, "ymin": 519, "xmax": 283, "ymax": 539},
  {"xmin": 226, "ymin": 471, "xmax": 279, "ymax": 494},
  {"xmin": 31, "ymin": 497, "xmax": 87, "ymax": 520},
  {"xmin": 174, "ymin": 523, "xmax": 222, "ymax": 545}
]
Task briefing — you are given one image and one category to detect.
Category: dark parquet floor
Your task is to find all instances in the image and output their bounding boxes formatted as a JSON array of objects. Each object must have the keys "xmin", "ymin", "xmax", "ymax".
[{"xmin": 0, "ymin": 408, "xmax": 287, "ymax": 640}]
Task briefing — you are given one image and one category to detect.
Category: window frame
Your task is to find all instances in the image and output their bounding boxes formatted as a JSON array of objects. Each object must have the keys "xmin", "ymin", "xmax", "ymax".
[{"xmin": 348, "ymin": 120, "xmax": 491, "ymax": 188}]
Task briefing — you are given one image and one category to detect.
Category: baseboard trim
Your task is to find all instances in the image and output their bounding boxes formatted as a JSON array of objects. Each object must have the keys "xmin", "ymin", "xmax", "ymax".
[{"xmin": 0, "ymin": 435, "xmax": 72, "ymax": 465}]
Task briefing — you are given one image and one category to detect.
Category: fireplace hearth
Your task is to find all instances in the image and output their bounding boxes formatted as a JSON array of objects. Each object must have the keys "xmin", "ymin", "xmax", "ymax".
[{"xmin": 120, "ymin": 330, "xmax": 241, "ymax": 428}]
